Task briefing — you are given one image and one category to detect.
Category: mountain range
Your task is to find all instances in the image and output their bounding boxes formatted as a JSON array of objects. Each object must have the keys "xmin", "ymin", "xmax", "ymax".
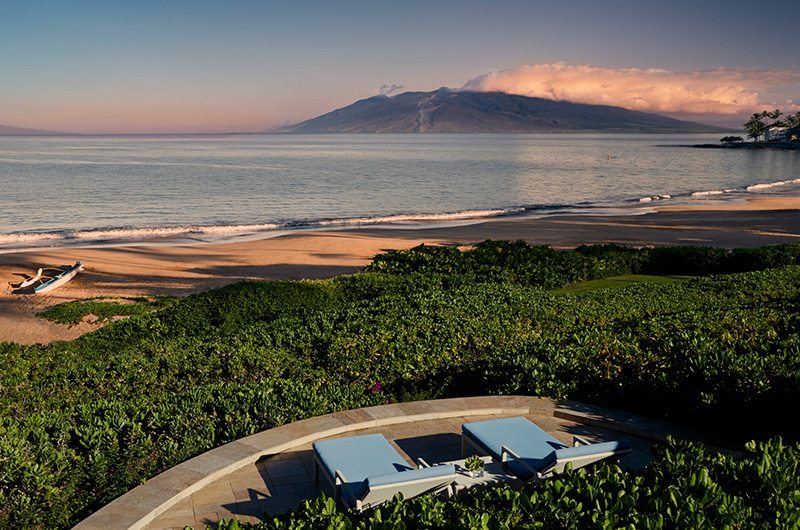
[
  {"xmin": 1, "ymin": 91, "xmax": 723, "ymax": 135},
  {"xmin": 276, "ymin": 89, "xmax": 721, "ymax": 133}
]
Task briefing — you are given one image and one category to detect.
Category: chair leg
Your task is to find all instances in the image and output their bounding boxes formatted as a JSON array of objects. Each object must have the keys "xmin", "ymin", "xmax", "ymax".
[
  {"xmin": 461, "ymin": 436, "xmax": 468, "ymax": 458},
  {"xmin": 313, "ymin": 456, "xmax": 319, "ymax": 484}
]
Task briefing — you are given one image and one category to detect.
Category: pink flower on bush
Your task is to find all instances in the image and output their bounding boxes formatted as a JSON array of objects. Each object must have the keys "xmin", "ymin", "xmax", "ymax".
[{"xmin": 370, "ymin": 381, "xmax": 383, "ymax": 394}]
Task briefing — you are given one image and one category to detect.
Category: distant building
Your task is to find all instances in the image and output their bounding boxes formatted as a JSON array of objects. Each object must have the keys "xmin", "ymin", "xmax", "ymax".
[{"xmin": 764, "ymin": 126, "xmax": 790, "ymax": 142}]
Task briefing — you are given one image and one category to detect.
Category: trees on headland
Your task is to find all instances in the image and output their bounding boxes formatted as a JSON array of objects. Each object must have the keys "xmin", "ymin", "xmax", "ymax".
[
  {"xmin": 742, "ymin": 109, "xmax": 800, "ymax": 142},
  {"xmin": 785, "ymin": 112, "xmax": 800, "ymax": 132},
  {"xmin": 720, "ymin": 135, "xmax": 744, "ymax": 144},
  {"xmin": 744, "ymin": 112, "xmax": 770, "ymax": 141}
]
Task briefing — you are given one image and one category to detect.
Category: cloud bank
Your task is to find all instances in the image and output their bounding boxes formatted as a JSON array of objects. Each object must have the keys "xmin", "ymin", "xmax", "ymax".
[{"xmin": 461, "ymin": 63, "xmax": 800, "ymax": 116}]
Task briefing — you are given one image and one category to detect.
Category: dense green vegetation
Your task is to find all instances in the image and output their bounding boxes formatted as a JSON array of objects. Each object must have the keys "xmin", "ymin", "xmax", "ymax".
[
  {"xmin": 2, "ymin": 242, "xmax": 800, "ymax": 528},
  {"xmin": 743, "ymin": 109, "xmax": 800, "ymax": 142},
  {"xmin": 39, "ymin": 296, "xmax": 175, "ymax": 324},
  {"xmin": 366, "ymin": 240, "xmax": 800, "ymax": 285},
  {"xmin": 218, "ymin": 437, "xmax": 800, "ymax": 529}
]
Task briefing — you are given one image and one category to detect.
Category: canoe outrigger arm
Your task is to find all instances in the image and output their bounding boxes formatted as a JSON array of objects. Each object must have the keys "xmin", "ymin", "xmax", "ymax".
[
  {"xmin": 18, "ymin": 268, "xmax": 43, "ymax": 289},
  {"xmin": 34, "ymin": 261, "xmax": 84, "ymax": 295}
]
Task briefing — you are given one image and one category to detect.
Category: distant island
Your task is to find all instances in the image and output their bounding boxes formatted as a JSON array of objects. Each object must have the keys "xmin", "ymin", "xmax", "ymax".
[
  {"xmin": 273, "ymin": 88, "xmax": 722, "ymax": 134},
  {"xmin": 0, "ymin": 123, "xmax": 68, "ymax": 136}
]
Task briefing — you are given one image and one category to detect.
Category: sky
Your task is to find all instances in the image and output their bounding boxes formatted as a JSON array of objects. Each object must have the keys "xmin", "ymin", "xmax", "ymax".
[{"xmin": 1, "ymin": 0, "xmax": 799, "ymax": 133}]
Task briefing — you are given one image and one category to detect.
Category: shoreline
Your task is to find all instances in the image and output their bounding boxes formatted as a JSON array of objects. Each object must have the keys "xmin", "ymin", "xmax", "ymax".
[
  {"xmin": 0, "ymin": 204, "xmax": 637, "ymax": 254},
  {"xmin": 4, "ymin": 173, "xmax": 800, "ymax": 254},
  {"xmin": 2, "ymin": 196, "xmax": 800, "ymax": 345},
  {"xmin": 684, "ymin": 142, "xmax": 800, "ymax": 150},
  {"xmin": 655, "ymin": 196, "xmax": 800, "ymax": 212}
]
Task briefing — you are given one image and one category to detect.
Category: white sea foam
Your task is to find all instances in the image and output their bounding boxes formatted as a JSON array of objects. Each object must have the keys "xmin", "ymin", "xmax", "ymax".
[
  {"xmin": 639, "ymin": 194, "xmax": 671, "ymax": 203},
  {"xmin": 72, "ymin": 223, "xmax": 281, "ymax": 241},
  {"xmin": 0, "ymin": 233, "xmax": 61, "ymax": 245},
  {"xmin": 0, "ymin": 208, "xmax": 534, "ymax": 249},
  {"xmin": 746, "ymin": 178, "xmax": 800, "ymax": 192},
  {"xmin": 644, "ymin": 177, "xmax": 800, "ymax": 203},
  {"xmin": 316, "ymin": 207, "xmax": 526, "ymax": 227},
  {"xmin": 196, "ymin": 223, "xmax": 282, "ymax": 234},
  {"xmin": 70, "ymin": 210, "xmax": 523, "ymax": 241}
]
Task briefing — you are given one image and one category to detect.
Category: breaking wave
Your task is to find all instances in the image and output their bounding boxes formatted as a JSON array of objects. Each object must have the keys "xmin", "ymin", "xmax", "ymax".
[
  {"xmin": 71, "ymin": 223, "xmax": 282, "ymax": 241},
  {"xmin": 691, "ymin": 189, "xmax": 726, "ymax": 197},
  {"xmin": 0, "ymin": 207, "xmax": 540, "ymax": 250},
  {"xmin": 639, "ymin": 194, "xmax": 671, "ymax": 203},
  {"xmin": 638, "ymin": 177, "xmax": 800, "ymax": 204},
  {"xmin": 746, "ymin": 178, "xmax": 800, "ymax": 191},
  {"xmin": 0, "ymin": 233, "xmax": 61, "ymax": 246},
  {"xmin": 314, "ymin": 208, "xmax": 526, "ymax": 227}
]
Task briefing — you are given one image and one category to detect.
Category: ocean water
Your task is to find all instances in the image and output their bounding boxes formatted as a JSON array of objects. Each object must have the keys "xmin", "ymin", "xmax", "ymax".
[{"xmin": 0, "ymin": 133, "xmax": 798, "ymax": 250}]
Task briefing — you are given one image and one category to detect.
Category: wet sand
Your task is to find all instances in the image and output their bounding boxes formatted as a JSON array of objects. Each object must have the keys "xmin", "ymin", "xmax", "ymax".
[{"xmin": 3, "ymin": 196, "xmax": 800, "ymax": 345}]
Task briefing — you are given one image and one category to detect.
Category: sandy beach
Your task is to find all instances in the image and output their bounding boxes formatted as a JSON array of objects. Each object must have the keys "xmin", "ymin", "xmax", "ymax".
[{"xmin": 3, "ymin": 196, "xmax": 800, "ymax": 345}]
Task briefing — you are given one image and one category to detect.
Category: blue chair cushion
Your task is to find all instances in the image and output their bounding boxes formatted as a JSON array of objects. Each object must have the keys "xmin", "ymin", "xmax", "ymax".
[
  {"xmin": 313, "ymin": 434, "xmax": 411, "ymax": 484},
  {"xmin": 463, "ymin": 417, "xmax": 567, "ymax": 478},
  {"xmin": 366, "ymin": 464, "xmax": 457, "ymax": 489},
  {"xmin": 554, "ymin": 440, "xmax": 632, "ymax": 462}
]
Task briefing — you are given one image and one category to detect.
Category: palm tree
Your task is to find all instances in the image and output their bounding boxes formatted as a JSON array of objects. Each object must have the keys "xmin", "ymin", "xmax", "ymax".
[
  {"xmin": 743, "ymin": 109, "xmax": 788, "ymax": 142},
  {"xmin": 744, "ymin": 112, "xmax": 768, "ymax": 142},
  {"xmin": 767, "ymin": 109, "xmax": 783, "ymax": 125},
  {"xmin": 783, "ymin": 112, "xmax": 800, "ymax": 129},
  {"xmin": 784, "ymin": 112, "xmax": 800, "ymax": 141}
]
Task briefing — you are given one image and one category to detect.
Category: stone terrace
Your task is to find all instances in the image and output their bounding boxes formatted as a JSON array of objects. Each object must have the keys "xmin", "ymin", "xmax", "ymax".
[
  {"xmin": 147, "ymin": 413, "xmax": 653, "ymax": 529},
  {"xmin": 75, "ymin": 396, "xmax": 700, "ymax": 530}
]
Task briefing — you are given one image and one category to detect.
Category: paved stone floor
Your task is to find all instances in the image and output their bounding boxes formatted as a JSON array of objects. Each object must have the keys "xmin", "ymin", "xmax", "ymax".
[{"xmin": 145, "ymin": 412, "xmax": 653, "ymax": 530}]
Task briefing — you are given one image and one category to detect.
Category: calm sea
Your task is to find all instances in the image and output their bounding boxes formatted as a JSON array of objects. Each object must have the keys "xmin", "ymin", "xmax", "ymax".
[{"xmin": 1, "ymin": 133, "xmax": 798, "ymax": 250}]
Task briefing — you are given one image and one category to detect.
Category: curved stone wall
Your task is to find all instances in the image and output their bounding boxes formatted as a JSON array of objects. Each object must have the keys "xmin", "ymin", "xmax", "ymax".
[{"xmin": 73, "ymin": 395, "xmax": 691, "ymax": 530}]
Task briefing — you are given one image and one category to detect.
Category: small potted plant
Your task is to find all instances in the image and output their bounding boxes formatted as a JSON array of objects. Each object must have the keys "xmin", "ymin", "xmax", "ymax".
[{"xmin": 463, "ymin": 455, "xmax": 485, "ymax": 478}]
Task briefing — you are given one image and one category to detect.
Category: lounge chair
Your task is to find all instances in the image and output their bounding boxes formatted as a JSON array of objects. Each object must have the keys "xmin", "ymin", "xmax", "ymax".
[
  {"xmin": 462, "ymin": 416, "xmax": 631, "ymax": 481},
  {"xmin": 313, "ymin": 433, "xmax": 458, "ymax": 511}
]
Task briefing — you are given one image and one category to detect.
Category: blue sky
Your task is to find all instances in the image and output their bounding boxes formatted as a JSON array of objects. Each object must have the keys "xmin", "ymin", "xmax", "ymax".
[{"xmin": 2, "ymin": 0, "xmax": 798, "ymax": 132}]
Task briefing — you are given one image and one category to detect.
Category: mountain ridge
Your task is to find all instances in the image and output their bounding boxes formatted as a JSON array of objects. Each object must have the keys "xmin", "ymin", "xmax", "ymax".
[
  {"xmin": 275, "ymin": 89, "xmax": 723, "ymax": 133},
  {"xmin": 0, "ymin": 123, "xmax": 69, "ymax": 135}
]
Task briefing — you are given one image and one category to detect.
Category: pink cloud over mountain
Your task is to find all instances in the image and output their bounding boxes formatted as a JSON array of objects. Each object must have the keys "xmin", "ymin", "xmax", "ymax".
[{"xmin": 462, "ymin": 63, "xmax": 800, "ymax": 118}]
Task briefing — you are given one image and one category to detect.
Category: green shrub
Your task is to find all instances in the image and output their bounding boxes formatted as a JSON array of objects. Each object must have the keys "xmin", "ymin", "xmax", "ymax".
[
  {"xmin": 0, "ymin": 379, "xmax": 379, "ymax": 528},
  {"xmin": 39, "ymin": 297, "xmax": 175, "ymax": 324},
  {"xmin": 217, "ymin": 437, "xmax": 800, "ymax": 529},
  {"xmin": 367, "ymin": 241, "xmax": 800, "ymax": 286},
  {"xmin": 1, "ymin": 243, "xmax": 799, "ymax": 527}
]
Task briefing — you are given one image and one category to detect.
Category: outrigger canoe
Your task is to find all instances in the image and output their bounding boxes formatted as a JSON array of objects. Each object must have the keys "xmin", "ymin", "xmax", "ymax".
[{"xmin": 34, "ymin": 261, "xmax": 84, "ymax": 294}]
